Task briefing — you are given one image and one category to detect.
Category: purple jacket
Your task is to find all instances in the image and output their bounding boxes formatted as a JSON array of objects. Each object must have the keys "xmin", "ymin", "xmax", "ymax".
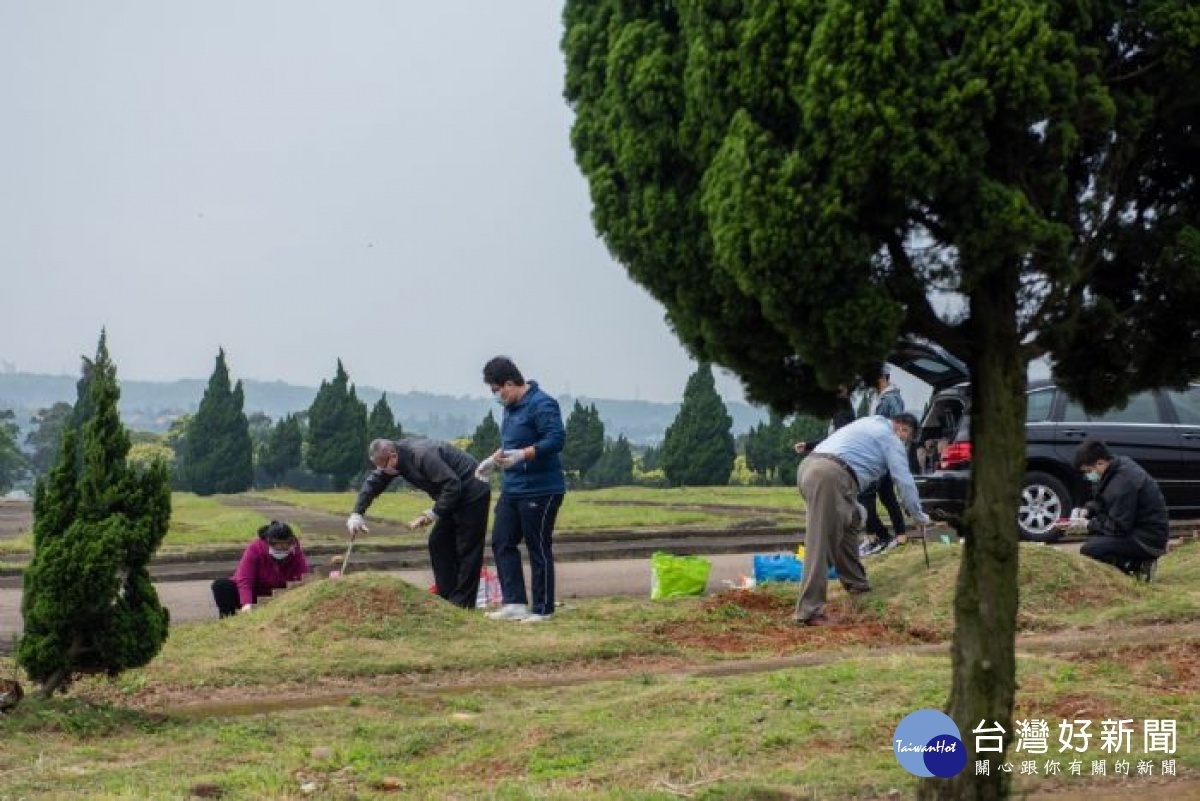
[{"xmin": 232, "ymin": 537, "xmax": 310, "ymax": 606}]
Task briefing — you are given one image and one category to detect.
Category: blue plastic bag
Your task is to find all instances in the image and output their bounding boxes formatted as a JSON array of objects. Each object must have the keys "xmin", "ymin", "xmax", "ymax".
[
  {"xmin": 752, "ymin": 554, "xmax": 838, "ymax": 583},
  {"xmin": 753, "ymin": 553, "xmax": 802, "ymax": 582}
]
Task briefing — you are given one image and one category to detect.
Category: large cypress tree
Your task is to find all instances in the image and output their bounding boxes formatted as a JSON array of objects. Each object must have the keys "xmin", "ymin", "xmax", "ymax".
[
  {"xmin": 466, "ymin": 411, "xmax": 501, "ymax": 460},
  {"xmin": 367, "ymin": 393, "xmax": 403, "ymax": 442},
  {"xmin": 660, "ymin": 364, "xmax": 735, "ymax": 486},
  {"xmin": 561, "ymin": 401, "xmax": 606, "ymax": 481},
  {"xmin": 184, "ymin": 349, "xmax": 254, "ymax": 496},
  {"xmin": 18, "ymin": 332, "xmax": 171, "ymax": 697},
  {"xmin": 306, "ymin": 360, "xmax": 369, "ymax": 490}
]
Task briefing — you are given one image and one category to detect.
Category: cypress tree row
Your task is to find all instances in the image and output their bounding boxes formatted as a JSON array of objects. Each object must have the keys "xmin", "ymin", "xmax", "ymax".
[
  {"xmin": 18, "ymin": 332, "xmax": 171, "ymax": 697},
  {"xmin": 367, "ymin": 393, "xmax": 403, "ymax": 442},
  {"xmin": 306, "ymin": 360, "xmax": 368, "ymax": 490},
  {"xmin": 661, "ymin": 363, "xmax": 735, "ymax": 487},
  {"xmin": 184, "ymin": 349, "xmax": 254, "ymax": 496}
]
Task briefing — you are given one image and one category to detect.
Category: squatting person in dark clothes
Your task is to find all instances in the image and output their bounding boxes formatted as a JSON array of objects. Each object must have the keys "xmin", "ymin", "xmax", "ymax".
[{"xmin": 1059, "ymin": 439, "xmax": 1169, "ymax": 581}]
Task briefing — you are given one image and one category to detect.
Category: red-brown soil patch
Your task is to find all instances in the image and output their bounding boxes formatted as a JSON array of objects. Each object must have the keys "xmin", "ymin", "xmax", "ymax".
[{"xmin": 648, "ymin": 589, "xmax": 927, "ymax": 655}]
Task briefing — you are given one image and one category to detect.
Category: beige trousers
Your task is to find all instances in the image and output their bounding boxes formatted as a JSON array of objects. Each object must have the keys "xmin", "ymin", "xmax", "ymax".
[{"xmin": 795, "ymin": 457, "xmax": 871, "ymax": 622}]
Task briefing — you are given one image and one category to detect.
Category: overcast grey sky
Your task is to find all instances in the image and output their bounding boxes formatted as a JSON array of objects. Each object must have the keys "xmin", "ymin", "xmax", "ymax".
[{"xmin": 0, "ymin": 1, "xmax": 755, "ymax": 403}]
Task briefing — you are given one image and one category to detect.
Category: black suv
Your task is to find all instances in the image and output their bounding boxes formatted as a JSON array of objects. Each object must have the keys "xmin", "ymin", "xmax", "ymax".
[{"xmin": 893, "ymin": 342, "xmax": 1200, "ymax": 541}]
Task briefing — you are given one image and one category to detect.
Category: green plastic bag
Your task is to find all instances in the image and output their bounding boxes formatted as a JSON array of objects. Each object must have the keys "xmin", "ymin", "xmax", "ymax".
[{"xmin": 650, "ymin": 552, "xmax": 712, "ymax": 600}]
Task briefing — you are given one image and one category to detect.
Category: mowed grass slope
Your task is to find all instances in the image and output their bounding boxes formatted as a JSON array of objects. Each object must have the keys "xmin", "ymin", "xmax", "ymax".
[{"xmin": 1, "ymin": 541, "xmax": 1197, "ymax": 798}]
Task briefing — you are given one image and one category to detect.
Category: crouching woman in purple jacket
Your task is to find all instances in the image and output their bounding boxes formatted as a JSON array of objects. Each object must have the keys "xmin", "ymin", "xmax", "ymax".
[{"xmin": 212, "ymin": 521, "xmax": 311, "ymax": 617}]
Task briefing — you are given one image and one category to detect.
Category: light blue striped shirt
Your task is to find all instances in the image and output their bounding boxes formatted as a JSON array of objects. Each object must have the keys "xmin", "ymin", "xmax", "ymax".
[{"xmin": 812, "ymin": 415, "xmax": 925, "ymax": 519}]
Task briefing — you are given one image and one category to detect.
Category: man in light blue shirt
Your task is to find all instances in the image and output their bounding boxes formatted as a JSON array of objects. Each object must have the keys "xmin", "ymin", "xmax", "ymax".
[{"xmin": 796, "ymin": 412, "xmax": 929, "ymax": 625}]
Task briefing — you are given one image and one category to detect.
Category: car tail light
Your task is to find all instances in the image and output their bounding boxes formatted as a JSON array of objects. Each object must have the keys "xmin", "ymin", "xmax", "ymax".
[{"xmin": 941, "ymin": 442, "xmax": 972, "ymax": 469}]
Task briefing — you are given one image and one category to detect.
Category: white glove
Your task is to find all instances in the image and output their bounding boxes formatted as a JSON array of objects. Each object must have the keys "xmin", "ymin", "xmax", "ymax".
[
  {"xmin": 496, "ymin": 448, "xmax": 528, "ymax": 469},
  {"xmin": 346, "ymin": 513, "xmax": 369, "ymax": 535},
  {"xmin": 474, "ymin": 455, "xmax": 498, "ymax": 480}
]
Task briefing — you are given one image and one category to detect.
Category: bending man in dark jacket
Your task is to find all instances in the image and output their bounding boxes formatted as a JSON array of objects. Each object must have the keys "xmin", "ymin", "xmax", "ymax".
[
  {"xmin": 346, "ymin": 438, "xmax": 491, "ymax": 608},
  {"xmin": 1064, "ymin": 439, "xmax": 1169, "ymax": 581}
]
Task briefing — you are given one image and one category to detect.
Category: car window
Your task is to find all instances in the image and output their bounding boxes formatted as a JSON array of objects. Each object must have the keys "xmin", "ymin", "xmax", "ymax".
[
  {"xmin": 1025, "ymin": 388, "xmax": 1055, "ymax": 422},
  {"xmin": 1165, "ymin": 385, "xmax": 1200, "ymax": 425},
  {"xmin": 1061, "ymin": 391, "xmax": 1161, "ymax": 424}
]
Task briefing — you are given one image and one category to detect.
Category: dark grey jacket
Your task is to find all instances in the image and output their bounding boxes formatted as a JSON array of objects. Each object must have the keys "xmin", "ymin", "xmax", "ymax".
[
  {"xmin": 1085, "ymin": 455, "xmax": 1170, "ymax": 556},
  {"xmin": 353, "ymin": 438, "xmax": 490, "ymax": 518}
]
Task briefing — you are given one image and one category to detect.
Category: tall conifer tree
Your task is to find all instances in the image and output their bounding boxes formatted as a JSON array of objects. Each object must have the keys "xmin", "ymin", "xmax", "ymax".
[
  {"xmin": 18, "ymin": 332, "xmax": 171, "ymax": 697},
  {"xmin": 184, "ymin": 349, "xmax": 254, "ymax": 496},
  {"xmin": 306, "ymin": 360, "xmax": 368, "ymax": 490},
  {"xmin": 562, "ymin": 401, "xmax": 606, "ymax": 480},
  {"xmin": 661, "ymin": 363, "xmax": 735, "ymax": 486},
  {"xmin": 466, "ymin": 411, "xmax": 501, "ymax": 460},
  {"xmin": 367, "ymin": 393, "xmax": 403, "ymax": 442}
]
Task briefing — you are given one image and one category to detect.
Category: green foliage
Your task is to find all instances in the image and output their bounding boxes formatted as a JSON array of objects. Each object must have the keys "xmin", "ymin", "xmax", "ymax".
[
  {"xmin": 127, "ymin": 441, "xmax": 175, "ymax": 472},
  {"xmin": 367, "ymin": 393, "xmax": 403, "ymax": 442},
  {"xmin": 18, "ymin": 331, "xmax": 171, "ymax": 697},
  {"xmin": 258, "ymin": 414, "xmax": 303, "ymax": 486},
  {"xmin": 246, "ymin": 411, "xmax": 273, "ymax": 454},
  {"xmin": 466, "ymin": 411, "xmax": 500, "ymax": 460},
  {"xmin": 305, "ymin": 360, "xmax": 368, "ymax": 491},
  {"xmin": 183, "ymin": 350, "xmax": 254, "ymax": 496},
  {"xmin": 0, "ymin": 408, "xmax": 28, "ymax": 493},
  {"xmin": 744, "ymin": 413, "xmax": 827, "ymax": 485},
  {"xmin": 585, "ymin": 435, "xmax": 634, "ymax": 488},
  {"xmin": 562, "ymin": 0, "xmax": 1200, "ymax": 410},
  {"xmin": 660, "ymin": 364, "xmax": 735, "ymax": 486},
  {"xmin": 638, "ymin": 444, "xmax": 662, "ymax": 472},
  {"xmin": 24, "ymin": 402, "xmax": 72, "ymax": 477},
  {"xmin": 562, "ymin": 401, "xmax": 606, "ymax": 480}
]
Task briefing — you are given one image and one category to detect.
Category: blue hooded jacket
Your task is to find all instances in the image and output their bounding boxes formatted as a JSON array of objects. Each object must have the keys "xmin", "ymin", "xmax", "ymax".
[{"xmin": 500, "ymin": 381, "xmax": 566, "ymax": 496}]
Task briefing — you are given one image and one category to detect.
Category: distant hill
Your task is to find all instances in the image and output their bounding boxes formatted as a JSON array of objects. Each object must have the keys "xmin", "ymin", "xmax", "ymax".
[{"xmin": 0, "ymin": 372, "xmax": 767, "ymax": 446}]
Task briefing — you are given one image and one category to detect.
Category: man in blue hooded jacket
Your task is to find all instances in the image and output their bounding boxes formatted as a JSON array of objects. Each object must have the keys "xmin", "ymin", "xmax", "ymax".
[{"xmin": 479, "ymin": 356, "xmax": 566, "ymax": 622}]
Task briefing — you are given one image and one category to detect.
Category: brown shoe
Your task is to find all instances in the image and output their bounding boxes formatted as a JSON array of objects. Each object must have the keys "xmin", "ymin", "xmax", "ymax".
[{"xmin": 800, "ymin": 613, "xmax": 839, "ymax": 627}]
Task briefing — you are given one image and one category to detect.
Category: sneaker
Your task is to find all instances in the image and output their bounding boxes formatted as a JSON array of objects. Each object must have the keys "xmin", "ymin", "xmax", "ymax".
[
  {"xmin": 863, "ymin": 540, "xmax": 889, "ymax": 557},
  {"xmin": 858, "ymin": 539, "xmax": 877, "ymax": 557},
  {"xmin": 520, "ymin": 613, "xmax": 553, "ymax": 623},
  {"xmin": 485, "ymin": 604, "xmax": 529, "ymax": 621},
  {"xmin": 881, "ymin": 538, "xmax": 902, "ymax": 553}
]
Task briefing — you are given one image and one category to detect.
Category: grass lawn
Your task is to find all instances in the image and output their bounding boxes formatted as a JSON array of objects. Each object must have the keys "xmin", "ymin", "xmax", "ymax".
[
  {"xmin": 2, "ymin": 486, "xmax": 807, "ymax": 559},
  {"xmin": 2, "ymin": 541, "xmax": 1197, "ymax": 798}
]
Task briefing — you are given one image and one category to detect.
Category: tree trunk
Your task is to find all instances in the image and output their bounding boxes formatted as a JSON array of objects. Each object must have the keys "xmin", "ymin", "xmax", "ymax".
[{"xmin": 919, "ymin": 273, "xmax": 1025, "ymax": 799}]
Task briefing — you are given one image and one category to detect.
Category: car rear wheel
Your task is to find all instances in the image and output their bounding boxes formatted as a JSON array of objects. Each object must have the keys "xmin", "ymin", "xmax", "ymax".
[{"xmin": 1019, "ymin": 471, "xmax": 1069, "ymax": 542}]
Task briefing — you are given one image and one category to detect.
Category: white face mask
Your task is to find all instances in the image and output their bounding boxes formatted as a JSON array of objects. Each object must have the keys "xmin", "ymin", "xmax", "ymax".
[
  {"xmin": 1084, "ymin": 470, "xmax": 1101, "ymax": 483},
  {"xmin": 269, "ymin": 546, "xmax": 294, "ymax": 561}
]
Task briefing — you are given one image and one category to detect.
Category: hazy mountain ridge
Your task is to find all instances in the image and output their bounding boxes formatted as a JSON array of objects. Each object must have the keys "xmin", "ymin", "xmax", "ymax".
[{"xmin": 0, "ymin": 372, "xmax": 767, "ymax": 445}]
